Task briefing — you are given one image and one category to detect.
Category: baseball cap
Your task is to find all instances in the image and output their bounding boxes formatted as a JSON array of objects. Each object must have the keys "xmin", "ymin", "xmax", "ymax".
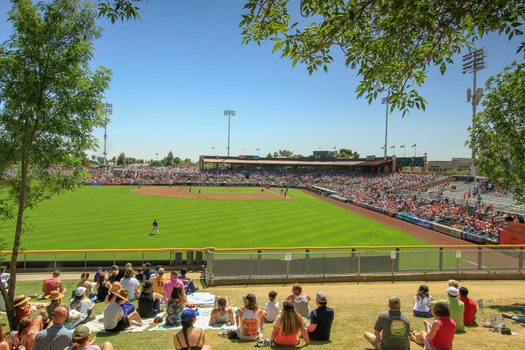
[
  {"xmin": 144, "ymin": 262, "xmax": 151, "ymax": 267},
  {"xmin": 181, "ymin": 308, "xmax": 199, "ymax": 321},
  {"xmin": 157, "ymin": 268, "xmax": 165, "ymax": 274},
  {"xmin": 72, "ymin": 325, "xmax": 91, "ymax": 340},
  {"xmin": 75, "ymin": 287, "xmax": 87, "ymax": 296},
  {"xmin": 111, "ymin": 265, "xmax": 118, "ymax": 270},
  {"xmin": 447, "ymin": 286, "xmax": 459, "ymax": 296},
  {"xmin": 316, "ymin": 292, "xmax": 328, "ymax": 302}
]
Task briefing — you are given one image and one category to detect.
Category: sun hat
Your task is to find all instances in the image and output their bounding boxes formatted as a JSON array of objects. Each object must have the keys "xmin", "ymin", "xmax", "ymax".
[
  {"xmin": 75, "ymin": 287, "xmax": 87, "ymax": 297},
  {"xmin": 113, "ymin": 288, "xmax": 129, "ymax": 302},
  {"xmin": 110, "ymin": 281, "xmax": 122, "ymax": 293},
  {"xmin": 45, "ymin": 290, "xmax": 65, "ymax": 301},
  {"xmin": 14, "ymin": 295, "xmax": 31, "ymax": 307},
  {"xmin": 447, "ymin": 286, "xmax": 459, "ymax": 297},
  {"xmin": 181, "ymin": 308, "xmax": 199, "ymax": 321},
  {"xmin": 243, "ymin": 293, "xmax": 257, "ymax": 302},
  {"xmin": 72, "ymin": 325, "xmax": 91, "ymax": 340},
  {"xmin": 316, "ymin": 292, "xmax": 328, "ymax": 302}
]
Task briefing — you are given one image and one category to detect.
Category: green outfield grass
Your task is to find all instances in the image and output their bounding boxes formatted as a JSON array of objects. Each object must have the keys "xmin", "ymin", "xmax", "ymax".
[{"xmin": 1, "ymin": 186, "xmax": 430, "ymax": 251}]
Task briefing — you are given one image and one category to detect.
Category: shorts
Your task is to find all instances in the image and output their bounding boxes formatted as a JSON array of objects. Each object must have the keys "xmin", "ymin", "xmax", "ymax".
[{"xmin": 106, "ymin": 317, "xmax": 130, "ymax": 333}]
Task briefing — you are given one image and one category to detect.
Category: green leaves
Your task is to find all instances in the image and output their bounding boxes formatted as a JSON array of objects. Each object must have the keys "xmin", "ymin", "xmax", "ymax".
[
  {"xmin": 468, "ymin": 61, "xmax": 525, "ymax": 204},
  {"xmin": 240, "ymin": 0, "xmax": 523, "ymax": 115},
  {"xmin": 97, "ymin": 0, "xmax": 142, "ymax": 24}
]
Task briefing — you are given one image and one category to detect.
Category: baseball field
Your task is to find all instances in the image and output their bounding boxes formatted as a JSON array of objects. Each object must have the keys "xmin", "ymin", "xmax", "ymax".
[{"xmin": 1, "ymin": 185, "xmax": 433, "ymax": 251}]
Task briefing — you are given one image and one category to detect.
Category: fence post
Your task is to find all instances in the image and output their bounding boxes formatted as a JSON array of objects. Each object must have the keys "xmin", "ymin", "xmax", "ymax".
[
  {"xmin": 478, "ymin": 247, "xmax": 482, "ymax": 271},
  {"xmin": 438, "ymin": 248, "xmax": 443, "ymax": 271},
  {"xmin": 518, "ymin": 247, "xmax": 523, "ymax": 271},
  {"xmin": 187, "ymin": 251, "xmax": 194, "ymax": 265},
  {"xmin": 305, "ymin": 249, "xmax": 309, "ymax": 274}
]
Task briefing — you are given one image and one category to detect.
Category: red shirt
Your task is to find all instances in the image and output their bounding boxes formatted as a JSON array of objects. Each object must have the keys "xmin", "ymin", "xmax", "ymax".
[
  {"xmin": 43, "ymin": 277, "xmax": 61, "ymax": 296},
  {"xmin": 458, "ymin": 296, "xmax": 477, "ymax": 325}
]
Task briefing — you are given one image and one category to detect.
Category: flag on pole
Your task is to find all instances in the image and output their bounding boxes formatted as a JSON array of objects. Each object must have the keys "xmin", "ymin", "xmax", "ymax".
[
  {"xmin": 411, "ymin": 143, "xmax": 416, "ymax": 147},
  {"xmin": 391, "ymin": 145, "xmax": 395, "ymax": 149},
  {"xmin": 256, "ymin": 148, "xmax": 259, "ymax": 151},
  {"xmin": 333, "ymin": 146, "xmax": 336, "ymax": 150},
  {"xmin": 399, "ymin": 145, "xmax": 405, "ymax": 148},
  {"xmin": 380, "ymin": 146, "xmax": 385, "ymax": 150},
  {"xmin": 211, "ymin": 146, "xmax": 215, "ymax": 149}
]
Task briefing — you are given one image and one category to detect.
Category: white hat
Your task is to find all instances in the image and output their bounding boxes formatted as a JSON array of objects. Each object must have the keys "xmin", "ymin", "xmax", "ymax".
[
  {"xmin": 75, "ymin": 287, "xmax": 87, "ymax": 296},
  {"xmin": 447, "ymin": 286, "xmax": 459, "ymax": 297}
]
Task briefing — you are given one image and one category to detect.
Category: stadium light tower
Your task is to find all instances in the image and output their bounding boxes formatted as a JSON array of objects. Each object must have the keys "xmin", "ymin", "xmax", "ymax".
[
  {"xmin": 224, "ymin": 109, "xmax": 235, "ymax": 157},
  {"xmin": 462, "ymin": 48, "xmax": 486, "ymax": 176},
  {"xmin": 103, "ymin": 103, "xmax": 112, "ymax": 166},
  {"xmin": 381, "ymin": 95, "xmax": 390, "ymax": 161}
]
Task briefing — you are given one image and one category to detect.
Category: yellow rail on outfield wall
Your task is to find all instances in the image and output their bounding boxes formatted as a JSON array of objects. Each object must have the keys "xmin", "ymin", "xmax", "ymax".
[{"xmin": 1, "ymin": 244, "xmax": 525, "ymax": 255}]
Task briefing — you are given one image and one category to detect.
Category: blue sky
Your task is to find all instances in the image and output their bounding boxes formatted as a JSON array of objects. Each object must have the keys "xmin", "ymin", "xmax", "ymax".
[{"xmin": 1, "ymin": 1, "xmax": 523, "ymax": 162}]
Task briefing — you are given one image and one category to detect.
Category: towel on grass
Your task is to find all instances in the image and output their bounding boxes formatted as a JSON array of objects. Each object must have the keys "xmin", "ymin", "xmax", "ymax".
[
  {"xmin": 149, "ymin": 307, "xmax": 237, "ymax": 332},
  {"xmin": 84, "ymin": 314, "xmax": 156, "ymax": 333},
  {"xmin": 186, "ymin": 292, "xmax": 215, "ymax": 306}
]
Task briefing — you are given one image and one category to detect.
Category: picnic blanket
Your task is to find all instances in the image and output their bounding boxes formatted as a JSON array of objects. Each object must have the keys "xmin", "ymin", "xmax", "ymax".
[
  {"xmin": 149, "ymin": 307, "xmax": 237, "ymax": 332},
  {"xmin": 186, "ymin": 292, "xmax": 215, "ymax": 306},
  {"xmin": 83, "ymin": 314, "xmax": 156, "ymax": 333}
]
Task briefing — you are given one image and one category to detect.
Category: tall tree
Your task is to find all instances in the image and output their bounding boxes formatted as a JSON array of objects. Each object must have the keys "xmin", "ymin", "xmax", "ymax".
[
  {"xmin": 240, "ymin": 0, "xmax": 524, "ymax": 115},
  {"xmin": 468, "ymin": 61, "xmax": 525, "ymax": 204},
  {"xmin": 0, "ymin": 0, "xmax": 111, "ymax": 328},
  {"xmin": 97, "ymin": 0, "xmax": 144, "ymax": 23},
  {"xmin": 337, "ymin": 148, "xmax": 360, "ymax": 158},
  {"xmin": 165, "ymin": 150, "xmax": 175, "ymax": 166},
  {"xmin": 116, "ymin": 152, "xmax": 126, "ymax": 165}
]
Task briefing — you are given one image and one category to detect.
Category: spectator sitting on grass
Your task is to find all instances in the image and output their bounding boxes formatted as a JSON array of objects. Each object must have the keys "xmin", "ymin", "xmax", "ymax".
[
  {"xmin": 137, "ymin": 280, "xmax": 163, "ymax": 319},
  {"xmin": 209, "ymin": 296, "xmax": 235, "ymax": 327},
  {"xmin": 120, "ymin": 268, "xmax": 140, "ymax": 301},
  {"xmin": 307, "ymin": 292, "xmax": 334, "ymax": 341},
  {"xmin": 174, "ymin": 309, "xmax": 212, "ymax": 350},
  {"xmin": 178, "ymin": 267, "xmax": 199, "ymax": 293},
  {"xmin": 413, "ymin": 284, "xmax": 433, "ymax": 318},
  {"xmin": 270, "ymin": 301, "xmax": 309, "ymax": 347},
  {"xmin": 1, "ymin": 316, "xmax": 36, "ymax": 350},
  {"xmin": 364, "ymin": 296, "xmax": 411, "ymax": 350},
  {"xmin": 235, "ymin": 293, "xmax": 266, "ymax": 342},
  {"xmin": 64, "ymin": 324, "xmax": 115, "ymax": 350},
  {"xmin": 286, "ymin": 284, "xmax": 311, "ymax": 319},
  {"xmin": 32, "ymin": 305, "xmax": 72, "ymax": 350},
  {"xmin": 458, "ymin": 286, "xmax": 477, "ymax": 326},
  {"xmin": 432, "ymin": 287, "xmax": 465, "ymax": 333},
  {"xmin": 411, "ymin": 301, "xmax": 456, "ymax": 349},
  {"xmin": 103, "ymin": 288, "xmax": 143, "ymax": 333},
  {"xmin": 165, "ymin": 285, "xmax": 185, "ymax": 327},
  {"xmin": 164, "ymin": 270, "xmax": 185, "ymax": 303},
  {"xmin": 263, "ymin": 290, "xmax": 279, "ymax": 323},
  {"xmin": 67, "ymin": 287, "xmax": 94, "ymax": 329}
]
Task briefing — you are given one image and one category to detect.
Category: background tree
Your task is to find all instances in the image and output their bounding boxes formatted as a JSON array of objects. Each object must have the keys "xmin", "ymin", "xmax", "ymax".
[
  {"xmin": 468, "ymin": 61, "xmax": 525, "ymax": 204},
  {"xmin": 164, "ymin": 150, "xmax": 175, "ymax": 166},
  {"xmin": 116, "ymin": 152, "xmax": 126, "ymax": 165},
  {"xmin": 97, "ymin": 0, "xmax": 144, "ymax": 23},
  {"xmin": 336, "ymin": 148, "xmax": 360, "ymax": 158},
  {"xmin": 240, "ymin": 0, "xmax": 524, "ymax": 115},
  {"xmin": 0, "ymin": 0, "xmax": 111, "ymax": 328}
]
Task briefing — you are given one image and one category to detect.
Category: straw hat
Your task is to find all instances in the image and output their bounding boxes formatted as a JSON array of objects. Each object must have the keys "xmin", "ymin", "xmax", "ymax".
[
  {"xmin": 14, "ymin": 295, "xmax": 31, "ymax": 307},
  {"xmin": 113, "ymin": 288, "xmax": 129, "ymax": 302},
  {"xmin": 110, "ymin": 281, "xmax": 122, "ymax": 293},
  {"xmin": 45, "ymin": 290, "xmax": 65, "ymax": 301}
]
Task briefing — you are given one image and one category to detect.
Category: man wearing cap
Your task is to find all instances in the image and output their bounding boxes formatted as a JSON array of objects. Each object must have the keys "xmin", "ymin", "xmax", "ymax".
[
  {"xmin": 151, "ymin": 267, "xmax": 168, "ymax": 297},
  {"xmin": 40, "ymin": 270, "xmax": 66, "ymax": 299},
  {"xmin": 32, "ymin": 305, "xmax": 73, "ymax": 350},
  {"xmin": 364, "ymin": 296, "xmax": 411, "ymax": 350},
  {"xmin": 307, "ymin": 292, "xmax": 334, "ymax": 341},
  {"xmin": 142, "ymin": 263, "xmax": 155, "ymax": 281},
  {"xmin": 433, "ymin": 287, "xmax": 465, "ymax": 332}
]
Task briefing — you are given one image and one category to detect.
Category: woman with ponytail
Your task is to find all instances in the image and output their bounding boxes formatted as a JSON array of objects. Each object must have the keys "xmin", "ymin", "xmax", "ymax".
[
  {"xmin": 270, "ymin": 302, "xmax": 309, "ymax": 347},
  {"xmin": 173, "ymin": 309, "xmax": 212, "ymax": 350},
  {"xmin": 3, "ymin": 316, "xmax": 36, "ymax": 350}
]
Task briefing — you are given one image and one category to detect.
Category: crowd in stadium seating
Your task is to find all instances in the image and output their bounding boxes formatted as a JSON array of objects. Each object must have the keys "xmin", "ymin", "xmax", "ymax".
[{"xmin": 87, "ymin": 166, "xmax": 525, "ymax": 242}]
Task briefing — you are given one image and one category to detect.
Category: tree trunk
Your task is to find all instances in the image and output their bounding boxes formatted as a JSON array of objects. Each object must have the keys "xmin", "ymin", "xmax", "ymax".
[{"xmin": 7, "ymin": 148, "xmax": 30, "ymax": 330}]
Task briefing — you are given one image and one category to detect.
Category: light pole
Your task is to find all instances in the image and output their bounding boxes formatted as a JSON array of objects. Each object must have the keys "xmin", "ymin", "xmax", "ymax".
[
  {"xmin": 381, "ymin": 95, "xmax": 390, "ymax": 160},
  {"xmin": 224, "ymin": 109, "xmax": 236, "ymax": 157},
  {"xmin": 463, "ymin": 48, "xmax": 486, "ymax": 176},
  {"xmin": 103, "ymin": 103, "xmax": 112, "ymax": 166}
]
